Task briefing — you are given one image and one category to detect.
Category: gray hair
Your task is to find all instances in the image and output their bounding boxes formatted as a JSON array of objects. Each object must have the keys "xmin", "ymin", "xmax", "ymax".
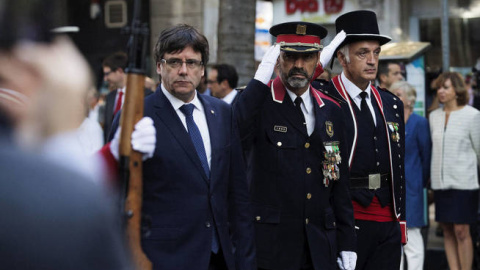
[
  {"xmin": 338, "ymin": 44, "xmax": 350, "ymax": 63},
  {"xmin": 390, "ymin": 81, "xmax": 416, "ymax": 109}
]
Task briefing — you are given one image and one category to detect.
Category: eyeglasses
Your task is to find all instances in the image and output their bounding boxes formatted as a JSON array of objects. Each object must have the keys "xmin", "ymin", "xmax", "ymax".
[
  {"xmin": 161, "ymin": 58, "xmax": 203, "ymax": 69},
  {"xmin": 206, "ymin": 79, "xmax": 218, "ymax": 84},
  {"xmin": 103, "ymin": 70, "xmax": 113, "ymax": 76}
]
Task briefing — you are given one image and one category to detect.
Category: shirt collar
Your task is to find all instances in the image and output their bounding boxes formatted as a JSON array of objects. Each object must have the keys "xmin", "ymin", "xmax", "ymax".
[
  {"xmin": 222, "ymin": 89, "xmax": 238, "ymax": 104},
  {"xmin": 118, "ymin": 86, "xmax": 126, "ymax": 94},
  {"xmin": 161, "ymin": 84, "xmax": 203, "ymax": 112},
  {"xmin": 341, "ymin": 72, "xmax": 372, "ymax": 100},
  {"xmin": 285, "ymin": 87, "xmax": 312, "ymax": 113}
]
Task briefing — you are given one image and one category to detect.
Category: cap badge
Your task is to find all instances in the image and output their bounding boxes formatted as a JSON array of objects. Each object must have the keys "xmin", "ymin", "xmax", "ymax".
[{"xmin": 296, "ymin": 24, "xmax": 307, "ymax": 35}]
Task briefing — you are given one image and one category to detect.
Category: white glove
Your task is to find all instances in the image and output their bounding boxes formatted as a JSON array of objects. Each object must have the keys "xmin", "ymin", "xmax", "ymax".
[
  {"xmin": 254, "ymin": 44, "xmax": 281, "ymax": 85},
  {"xmin": 90, "ymin": 2, "xmax": 101, "ymax": 19},
  {"xmin": 320, "ymin": 30, "xmax": 346, "ymax": 67},
  {"xmin": 337, "ymin": 251, "xmax": 357, "ymax": 270},
  {"xmin": 131, "ymin": 117, "xmax": 156, "ymax": 160},
  {"xmin": 109, "ymin": 117, "xmax": 156, "ymax": 161}
]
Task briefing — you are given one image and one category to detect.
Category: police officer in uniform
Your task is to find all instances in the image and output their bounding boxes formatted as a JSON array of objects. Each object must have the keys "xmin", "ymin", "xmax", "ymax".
[
  {"xmin": 234, "ymin": 22, "xmax": 357, "ymax": 270},
  {"xmin": 314, "ymin": 10, "xmax": 407, "ymax": 270}
]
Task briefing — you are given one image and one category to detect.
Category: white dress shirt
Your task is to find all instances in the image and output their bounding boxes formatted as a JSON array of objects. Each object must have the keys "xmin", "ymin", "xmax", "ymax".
[
  {"xmin": 341, "ymin": 72, "xmax": 377, "ymax": 126},
  {"xmin": 161, "ymin": 85, "xmax": 211, "ymax": 168},
  {"xmin": 114, "ymin": 87, "xmax": 126, "ymax": 112},
  {"xmin": 286, "ymin": 87, "xmax": 315, "ymax": 136},
  {"xmin": 222, "ymin": 89, "xmax": 238, "ymax": 105}
]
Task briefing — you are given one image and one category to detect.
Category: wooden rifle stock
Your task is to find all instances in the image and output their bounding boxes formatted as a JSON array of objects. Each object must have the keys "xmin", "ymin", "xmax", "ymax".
[{"xmin": 118, "ymin": 73, "xmax": 151, "ymax": 270}]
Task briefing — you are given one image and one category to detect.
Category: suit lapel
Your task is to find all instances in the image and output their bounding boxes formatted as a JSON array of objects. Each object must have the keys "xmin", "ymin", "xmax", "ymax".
[
  {"xmin": 331, "ymin": 76, "xmax": 358, "ymax": 168},
  {"xmin": 153, "ymin": 90, "xmax": 210, "ymax": 185}
]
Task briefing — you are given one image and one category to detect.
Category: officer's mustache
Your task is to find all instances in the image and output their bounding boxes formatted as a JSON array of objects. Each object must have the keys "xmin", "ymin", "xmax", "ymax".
[{"xmin": 288, "ymin": 68, "xmax": 310, "ymax": 79}]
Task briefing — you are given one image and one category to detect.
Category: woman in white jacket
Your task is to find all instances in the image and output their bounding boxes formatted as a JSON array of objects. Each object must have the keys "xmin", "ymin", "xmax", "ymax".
[{"xmin": 429, "ymin": 71, "xmax": 480, "ymax": 270}]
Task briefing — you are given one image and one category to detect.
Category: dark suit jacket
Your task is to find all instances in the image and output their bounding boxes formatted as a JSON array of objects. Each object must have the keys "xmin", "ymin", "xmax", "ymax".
[
  {"xmin": 234, "ymin": 78, "xmax": 355, "ymax": 270},
  {"xmin": 103, "ymin": 88, "xmax": 153, "ymax": 143},
  {"xmin": 0, "ymin": 124, "xmax": 130, "ymax": 269},
  {"xmin": 316, "ymin": 76, "xmax": 406, "ymax": 225},
  {"xmin": 110, "ymin": 86, "xmax": 255, "ymax": 270}
]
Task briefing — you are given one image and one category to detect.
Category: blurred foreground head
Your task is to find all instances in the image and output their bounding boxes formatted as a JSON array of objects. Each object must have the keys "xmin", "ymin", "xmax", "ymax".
[{"xmin": 0, "ymin": 0, "xmax": 92, "ymax": 147}]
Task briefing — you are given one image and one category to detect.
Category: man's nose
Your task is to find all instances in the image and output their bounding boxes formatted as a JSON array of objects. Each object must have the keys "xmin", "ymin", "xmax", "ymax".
[
  {"xmin": 178, "ymin": 62, "xmax": 188, "ymax": 74},
  {"xmin": 294, "ymin": 58, "xmax": 305, "ymax": 68}
]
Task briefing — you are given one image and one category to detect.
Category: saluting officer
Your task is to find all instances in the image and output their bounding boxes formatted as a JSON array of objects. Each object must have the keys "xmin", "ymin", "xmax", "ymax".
[
  {"xmin": 234, "ymin": 22, "xmax": 357, "ymax": 270},
  {"xmin": 313, "ymin": 10, "xmax": 407, "ymax": 270}
]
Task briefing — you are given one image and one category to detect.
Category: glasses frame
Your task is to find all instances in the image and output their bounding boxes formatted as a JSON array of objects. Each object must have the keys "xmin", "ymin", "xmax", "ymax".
[{"xmin": 160, "ymin": 58, "xmax": 204, "ymax": 69}]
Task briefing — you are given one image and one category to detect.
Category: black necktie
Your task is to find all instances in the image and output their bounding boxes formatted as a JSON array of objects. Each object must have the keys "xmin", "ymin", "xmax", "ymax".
[
  {"xmin": 359, "ymin": 92, "xmax": 375, "ymax": 127},
  {"xmin": 294, "ymin": 97, "xmax": 307, "ymax": 132}
]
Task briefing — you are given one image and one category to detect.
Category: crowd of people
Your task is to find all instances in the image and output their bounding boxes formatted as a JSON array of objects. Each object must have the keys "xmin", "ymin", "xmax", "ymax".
[{"xmin": 3, "ymin": 0, "xmax": 480, "ymax": 269}]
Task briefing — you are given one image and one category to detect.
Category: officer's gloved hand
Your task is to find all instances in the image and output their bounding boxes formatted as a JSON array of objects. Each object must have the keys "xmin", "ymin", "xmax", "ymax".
[
  {"xmin": 254, "ymin": 44, "xmax": 280, "ymax": 85},
  {"xmin": 337, "ymin": 251, "xmax": 357, "ymax": 270},
  {"xmin": 109, "ymin": 116, "xmax": 156, "ymax": 161},
  {"xmin": 319, "ymin": 30, "xmax": 346, "ymax": 67}
]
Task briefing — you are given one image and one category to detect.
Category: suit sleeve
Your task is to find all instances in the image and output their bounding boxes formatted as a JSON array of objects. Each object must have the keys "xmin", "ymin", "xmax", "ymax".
[
  {"xmin": 331, "ymin": 106, "xmax": 356, "ymax": 252},
  {"xmin": 417, "ymin": 117, "xmax": 432, "ymax": 187},
  {"xmin": 233, "ymin": 79, "xmax": 271, "ymax": 151},
  {"xmin": 228, "ymin": 110, "xmax": 257, "ymax": 270}
]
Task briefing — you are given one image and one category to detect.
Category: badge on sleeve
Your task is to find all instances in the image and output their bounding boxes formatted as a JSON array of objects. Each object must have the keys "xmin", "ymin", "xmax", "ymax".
[
  {"xmin": 322, "ymin": 141, "xmax": 341, "ymax": 187},
  {"xmin": 387, "ymin": 122, "xmax": 400, "ymax": 142}
]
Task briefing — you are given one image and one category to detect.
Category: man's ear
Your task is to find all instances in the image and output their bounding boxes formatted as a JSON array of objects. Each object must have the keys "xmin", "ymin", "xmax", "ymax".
[
  {"xmin": 379, "ymin": 73, "xmax": 387, "ymax": 83},
  {"xmin": 156, "ymin": 62, "xmax": 162, "ymax": 75},
  {"xmin": 337, "ymin": 51, "xmax": 347, "ymax": 67},
  {"xmin": 220, "ymin": 79, "xmax": 229, "ymax": 89}
]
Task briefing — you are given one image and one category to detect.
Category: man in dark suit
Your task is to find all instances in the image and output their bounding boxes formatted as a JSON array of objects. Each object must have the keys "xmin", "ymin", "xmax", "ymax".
[
  {"xmin": 315, "ymin": 10, "xmax": 406, "ymax": 270},
  {"xmin": 109, "ymin": 24, "xmax": 255, "ymax": 270},
  {"xmin": 207, "ymin": 63, "xmax": 240, "ymax": 105},
  {"xmin": 234, "ymin": 22, "xmax": 356, "ymax": 270},
  {"xmin": 0, "ymin": 116, "xmax": 131, "ymax": 270},
  {"xmin": 102, "ymin": 51, "xmax": 153, "ymax": 143},
  {"xmin": 0, "ymin": 0, "xmax": 130, "ymax": 267}
]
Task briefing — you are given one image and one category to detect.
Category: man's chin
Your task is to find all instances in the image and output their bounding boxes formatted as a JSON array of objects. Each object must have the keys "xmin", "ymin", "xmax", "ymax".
[{"xmin": 287, "ymin": 78, "xmax": 309, "ymax": 89}]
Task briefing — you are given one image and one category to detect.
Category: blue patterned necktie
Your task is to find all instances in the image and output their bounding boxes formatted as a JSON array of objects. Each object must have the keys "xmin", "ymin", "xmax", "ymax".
[
  {"xmin": 180, "ymin": 104, "xmax": 210, "ymax": 179},
  {"xmin": 180, "ymin": 103, "xmax": 219, "ymax": 253}
]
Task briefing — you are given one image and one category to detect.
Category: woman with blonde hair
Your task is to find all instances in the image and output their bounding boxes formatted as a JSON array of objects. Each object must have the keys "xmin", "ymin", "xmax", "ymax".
[
  {"xmin": 430, "ymin": 72, "xmax": 480, "ymax": 270},
  {"xmin": 392, "ymin": 81, "xmax": 431, "ymax": 270}
]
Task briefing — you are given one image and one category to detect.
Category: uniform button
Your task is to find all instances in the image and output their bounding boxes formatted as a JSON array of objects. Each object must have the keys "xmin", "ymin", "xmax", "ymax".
[
  {"xmin": 401, "ymin": 175, "xmax": 403, "ymax": 179},
  {"xmin": 396, "ymin": 113, "xmax": 400, "ymax": 117},
  {"xmin": 374, "ymin": 136, "xmax": 377, "ymax": 140},
  {"xmin": 255, "ymin": 216, "xmax": 261, "ymax": 221},
  {"xmin": 375, "ymin": 149, "xmax": 379, "ymax": 153},
  {"xmin": 307, "ymin": 193, "xmax": 312, "ymax": 200},
  {"xmin": 333, "ymin": 221, "xmax": 336, "ymax": 227},
  {"xmin": 376, "ymin": 162, "xmax": 380, "ymax": 166},
  {"xmin": 393, "ymin": 104, "xmax": 398, "ymax": 109},
  {"xmin": 306, "ymin": 167, "xmax": 312, "ymax": 174},
  {"xmin": 305, "ymin": 218, "xmax": 309, "ymax": 224},
  {"xmin": 398, "ymin": 143, "xmax": 401, "ymax": 148},
  {"xmin": 305, "ymin": 142, "xmax": 310, "ymax": 149},
  {"xmin": 205, "ymin": 222, "xmax": 211, "ymax": 228},
  {"xmin": 399, "ymin": 165, "xmax": 402, "ymax": 169},
  {"xmin": 398, "ymin": 154, "xmax": 401, "ymax": 158},
  {"xmin": 277, "ymin": 141, "xmax": 282, "ymax": 147},
  {"xmin": 393, "ymin": 97, "xmax": 397, "ymax": 100}
]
